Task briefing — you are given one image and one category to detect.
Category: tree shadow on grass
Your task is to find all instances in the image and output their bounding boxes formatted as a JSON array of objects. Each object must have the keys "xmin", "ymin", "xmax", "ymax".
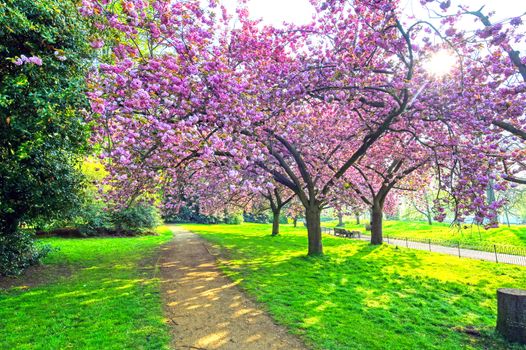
[
  {"xmin": 0, "ymin": 246, "xmax": 169, "ymax": 350},
  {"xmin": 196, "ymin": 232, "xmax": 526, "ymax": 350},
  {"xmin": 510, "ymin": 226, "xmax": 526, "ymax": 247},
  {"xmin": 0, "ymin": 263, "xmax": 74, "ymax": 291}
]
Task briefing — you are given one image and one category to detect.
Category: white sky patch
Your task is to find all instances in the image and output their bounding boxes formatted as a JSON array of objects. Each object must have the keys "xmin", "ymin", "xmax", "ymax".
[
  {"xmin": 221, "ymin": 0, "xmax": 315, "ymax": 26},
  {"xmin": 248, "ymin": 0, "xmax": 315, "ymax": 26},
  {"xmin": 402, "ymin": 0, "xmax": 526, "ymax": 23},
  {"xmin": 426, "ymin": 50, "xmax": 456, "ymax": 77},
  {"xmin": 222, "ymin": 0, "xmax": 526, "ymax": 27}
]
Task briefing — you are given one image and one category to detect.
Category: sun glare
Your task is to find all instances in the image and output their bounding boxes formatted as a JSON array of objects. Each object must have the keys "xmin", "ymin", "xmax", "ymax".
[{"xmin": 426, "ymin": 50, "xmax": 456, "ymax": 77}]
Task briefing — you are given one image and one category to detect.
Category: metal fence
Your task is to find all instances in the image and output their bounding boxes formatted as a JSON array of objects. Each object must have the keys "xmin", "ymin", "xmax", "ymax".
[{"xmin": 321, "ymin": 226, "xmax": 526, "ymax": 266}]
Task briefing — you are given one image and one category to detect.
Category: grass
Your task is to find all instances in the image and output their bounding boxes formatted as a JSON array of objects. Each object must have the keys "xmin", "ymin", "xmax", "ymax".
[
  {"xmin": 328, "ymin": 219, "xmax": 526, "ymax": 249},
  {"xmin": 183, "ymin": 222, "xmax": 526, "ymax": 350},
  {"xmin": 0, "ymin": 227, "xmax": 173, "ymax": 350}
]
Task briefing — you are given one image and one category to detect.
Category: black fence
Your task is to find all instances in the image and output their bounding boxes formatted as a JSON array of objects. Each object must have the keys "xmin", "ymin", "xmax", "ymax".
[{"xmin": 321, "ymin": 226, "xmax": 526, "ymax": 266}]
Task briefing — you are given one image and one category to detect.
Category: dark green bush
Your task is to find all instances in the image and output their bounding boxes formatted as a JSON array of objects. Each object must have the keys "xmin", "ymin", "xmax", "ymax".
[
  {"xmin": 163, "ymin": 206, "xmax": 222, "ymax": 224},
  {"xmin": 112, "ymin": 204, "xmax": 162, "ymax": 233},
  {"xmin": 35, "ymin": 203, "xmax": 162, "ymax": 237},
  {"xmin": 0, "ymin": 231, "xmax": 52, "ymax": 276},
  {"xmin": 243, "ymin": 212, "xmax": 272, "ymax": 224},
  {"xmin": 78, "ymin": 203, "xmax": 113, "ymax": 236}
]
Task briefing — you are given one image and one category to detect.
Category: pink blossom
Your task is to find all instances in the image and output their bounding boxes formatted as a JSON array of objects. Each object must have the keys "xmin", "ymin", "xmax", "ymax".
[
  {"xmin": 90, "ymin": 40, "xmax": 105, "ymax": 49},
  {"xmin": 13, "ymin": 55, "xmax": 42, "ymax": 66}
]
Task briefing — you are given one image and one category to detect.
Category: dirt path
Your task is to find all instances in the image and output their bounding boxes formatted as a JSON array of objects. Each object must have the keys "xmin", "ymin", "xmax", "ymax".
[{"xmin": 158, "ymin": 227, "xmax": 307, "ymax": 350}]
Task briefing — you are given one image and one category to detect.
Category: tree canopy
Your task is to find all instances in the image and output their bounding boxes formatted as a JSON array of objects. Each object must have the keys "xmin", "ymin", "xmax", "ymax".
[{"xmin": 80, "ymin": 0, "xmax": 526, "ymax": 255}]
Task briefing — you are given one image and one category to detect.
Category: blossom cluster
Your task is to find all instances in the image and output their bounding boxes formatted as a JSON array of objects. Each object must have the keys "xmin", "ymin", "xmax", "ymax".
[{"xmin": 14, "ymin": 55, "xmax": 42, "ymax": 66}]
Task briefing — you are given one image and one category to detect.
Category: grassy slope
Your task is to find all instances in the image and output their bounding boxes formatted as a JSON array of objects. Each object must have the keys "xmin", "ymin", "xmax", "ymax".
[
  {"xmin": 183, "ymin": 223, "xmax": 526, "ymax": 350},
  {"xmin": 0, "ymin": 228, "xmax": 173, "ymax": 350},
  {"xmin": 328, "ymin": 220, "xmax": 526, "ymax": 249}
]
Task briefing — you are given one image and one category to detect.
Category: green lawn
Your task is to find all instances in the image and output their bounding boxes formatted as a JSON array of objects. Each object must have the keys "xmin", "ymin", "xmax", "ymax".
[
  {"xmin": 328, "ymin": 220, "xmax": 526, "ymax": 250},
  {"xmin": 0, "ymin": 228, "xmax": 173, "ymax": 350},
  {"xmin": 183, "ymin": 223, "xmax": 526, "ymax": 350}
]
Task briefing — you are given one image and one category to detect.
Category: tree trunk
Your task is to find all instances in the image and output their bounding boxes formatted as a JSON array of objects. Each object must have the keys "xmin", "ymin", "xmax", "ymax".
[
  {"xmin": 272, "ymin": 209, "xmax": 280, "ymax": 236},
  {"xmin": 497, "ymin": 288, "xmax": 526, "ymax": 344},
  {"xmin": 370, "ymin": 203, "xmax": 383, "ymax": 245},
  {"xmin": 337, "ymin": 211, "xmax": 344, "ymax": 226},
  {"xmin": 426, "ymin": 201, "xmax": 432, "ymax": 225},
  {"xmin": 293, "ymin": 217, "xmax": 298, "ymax": 228},
  {"xmin": 305, "ymin": 205, "xmax": 323, "ymax": 256},
  {"xmin": 355, "ymin": 213, "xmax": 360, "ymax": 225},
  {"xmin": 487, "ymin": 180, "xmax": 496, "ymax": 204}
]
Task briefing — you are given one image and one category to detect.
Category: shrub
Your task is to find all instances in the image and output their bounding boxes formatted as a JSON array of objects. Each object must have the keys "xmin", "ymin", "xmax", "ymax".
[
  {"xmin": 163, "ymin": 206, "xmax": 222, "ymax": 224},
  {"xmin": 112, "ymin": 204, "xmax": 162, "ymax": 233},
  {"xmin": 77, "ymin": 203, "xmax": 113, "ymax": 236},
  {"xmin": 224, "ymin": 214, "xmax": 244, "ymax": 225},
  {"xmin": 243, "ymin": 212, "xmax": 272, "ymax": 223},
  {"xmin": 191, "ymin": 214, "xmax": 222, "ymax": 224},
  {"xmin": 0, "ymin": 231, "xmax": 52, "ymax": 276},
  {"xmin": 279, "ymin": 214, "xmax": 288, "ymax": 224},
  {"xmin": 37, "ymin": 203, "xmax": 162, "ymax": 237}
]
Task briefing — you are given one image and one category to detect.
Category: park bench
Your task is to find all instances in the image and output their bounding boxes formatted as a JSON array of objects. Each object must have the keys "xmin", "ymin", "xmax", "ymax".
[{"xmin": 333, "ymin": 227, "xmax": 361, "ymax": 238}]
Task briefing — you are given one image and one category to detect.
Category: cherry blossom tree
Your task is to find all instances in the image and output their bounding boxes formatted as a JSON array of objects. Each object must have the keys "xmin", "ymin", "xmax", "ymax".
[
  {"xmin": 229, "ymin": 0, "xmax": 480, "ymax": 250},
  {"xmin": 285, "ymin": 199, "xmax": 304, "ymax": 228},
  {"xmin": 215, "ymin": 0, "xmax": 427, "ymax": 254},
  {"xmin": 343, "ymin": 132, "xmax": 432, "ymax": 243},
  {"xmin": 409, "ymin": 188, "xmax": 436, "ymax": 225},
  {"xmin": 82, "ymin": 0, "xmax": 526, "ymax": 255},
  {"xmin": 262, "ymin": 186, "xmax": 295, "ymax": 236},
  {"xmin": 331, "ymin": 196, "xmax": 365, "ymax": 227}
]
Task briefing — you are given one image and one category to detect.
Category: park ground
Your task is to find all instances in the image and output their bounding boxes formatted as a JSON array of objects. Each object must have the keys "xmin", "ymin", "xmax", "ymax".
[{"xmin": 2, "ymin": 222, "xmax": 526, "ymax": 349}]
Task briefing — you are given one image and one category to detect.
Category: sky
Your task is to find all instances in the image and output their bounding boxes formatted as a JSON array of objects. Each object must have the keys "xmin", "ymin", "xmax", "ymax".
[{"xmin": 221, "ymin": 0, "xmax": 526, "ymax": 27}]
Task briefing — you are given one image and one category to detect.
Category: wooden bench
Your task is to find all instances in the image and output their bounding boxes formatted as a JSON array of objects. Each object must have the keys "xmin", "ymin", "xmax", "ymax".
[{"xmin": 333, "ymin": 228, "xmax": 361, "ymax": 238}]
